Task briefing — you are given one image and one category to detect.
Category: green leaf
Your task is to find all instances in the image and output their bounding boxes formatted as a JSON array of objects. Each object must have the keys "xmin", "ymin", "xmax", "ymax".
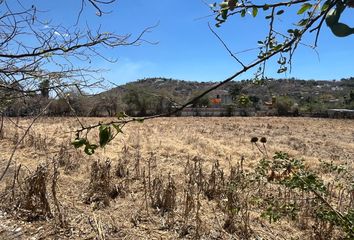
[
  {"xmin": 72, "ymin": 138, "xmax": 87, "ymax": 148},
  {"xmin": 297, "ymin": 19, "xmax": 308, "ymax": 26},
  {"xmin": 277, "ymin": 56, "xmax": 286, "ymax": 65},
  {"xmin": 293, "ymin": 29, "xmax": 300, "ymax": 37},
  {"xmin": 84, "ymin": 145, "xmax": 94, "ymax": 155},
  {"xmin": 221, "ymin": 9, "xmax": 228, "ymax": 20},
  {"xmin": 297, "ymin": 3, "xmax": 312, "ymax": 15},
  {"xmin": 277, "ymin": 67, "xmax": 287, "ymax": 73},
  {"xmin": 135, "ymin": 118, "xmax": 144, "ymax": 123},
  {"xmin": 219, "ymin": 2, "xmax": 228, "ymax": 8},
  {"xmin": 241, "ymin": 9, "xmax": 246, "ymax": 17},
  {"xmin": 252, "ymin": 7, "xmax": 258, "ymax": 17},
  {"xmin": 276, "ymin": 10, "xmax": 284, "ymax": 15},
  {"xmin": 116, "ymin": 111, "xmax": 128, "ymax": 119},
  {"xmin": 263, "ymin": 5, "xmax": 269, "ymax": 11},
  {"xmin": 112, "ymin": 124, "xmax": 123, "ymax": 134},
  {"xmin": 321, "ymin": 1, "xmax": 331, "ymax": 12},
  {"xmin": 99, "ymin": 125, "xmax": 111, "ymax": 148}
]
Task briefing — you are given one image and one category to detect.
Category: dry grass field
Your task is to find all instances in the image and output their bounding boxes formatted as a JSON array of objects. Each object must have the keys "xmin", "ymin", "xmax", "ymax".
[{"xmin": 0, "ymin": 117, "xmax": 353, "ymax": 239}]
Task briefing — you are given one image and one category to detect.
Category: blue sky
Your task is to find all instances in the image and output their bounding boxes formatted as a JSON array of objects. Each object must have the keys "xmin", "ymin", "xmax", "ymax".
[{"xmin": 28, "ymin": 1, "xmax": 354, "ymax": 84}]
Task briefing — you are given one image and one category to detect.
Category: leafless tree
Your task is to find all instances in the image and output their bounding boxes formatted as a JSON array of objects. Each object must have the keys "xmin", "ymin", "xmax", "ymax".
[
  {"xmin": 0, "ymin": 0, "xmax": 155, "ymax": 115},
  {"xmin": 0, "ymin": 0, "xmax": 155, "ymax": 180}
]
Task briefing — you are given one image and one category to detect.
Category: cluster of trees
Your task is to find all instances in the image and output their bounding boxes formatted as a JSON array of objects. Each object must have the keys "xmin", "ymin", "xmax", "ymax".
[
  {"xmin": 0, "ymin": 0, "xmax": 153, "ymax": 119},
  {"xmin": 122, "ymin": 87, "xmax": 174, "ymax": 116},
  {"xmin": 4, "ymin": 80, "xmax": 353, "ymax": 118},
  {"xmin": 2, "ymin": 85, "xmax": 175, "ymax": 117}
]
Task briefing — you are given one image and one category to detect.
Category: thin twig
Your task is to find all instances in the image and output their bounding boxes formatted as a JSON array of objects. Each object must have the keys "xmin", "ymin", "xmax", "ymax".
[
  {"xmin": 262, "ymin": 7, "xmax": 275, "ymax": 78},
  {"xmin": 208, "ymin": 22, "xmax": 246, "ymax": 68}
]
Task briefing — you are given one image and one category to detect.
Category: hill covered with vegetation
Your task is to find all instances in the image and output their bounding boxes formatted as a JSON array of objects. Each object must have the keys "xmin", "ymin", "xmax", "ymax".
[
  {"xmin": 92, "ymin": 77, "xmax": 354, "ymax": 116},
  {"xmin": 4, "ymin": 77, "xmax": 354, "ymax": 117}
]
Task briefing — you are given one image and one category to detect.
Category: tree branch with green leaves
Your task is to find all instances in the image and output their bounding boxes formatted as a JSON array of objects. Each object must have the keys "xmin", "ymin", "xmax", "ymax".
[{"xmin": 72, "ymin": 0, "xmax": 347, "ymax": 154}]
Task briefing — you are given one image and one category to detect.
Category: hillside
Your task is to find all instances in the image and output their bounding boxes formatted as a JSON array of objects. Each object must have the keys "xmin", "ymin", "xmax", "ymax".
[
  {"xmin": 93, "ymin": 77, "xmax": 354, "ymax": 116},
  {"xmin": 103, "ymin": 78, "xmax": 219, "ymax": 103},
  {"xmin": 4, "ymin": 77, "xmax": 353, "ymax": 117},
  {"xmin": 102, "ymin": 77, "xmax": 354, "ymax": 101}
]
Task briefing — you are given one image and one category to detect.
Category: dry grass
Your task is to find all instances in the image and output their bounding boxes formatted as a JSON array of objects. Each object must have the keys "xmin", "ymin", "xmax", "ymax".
[{"xmin": 0, "ymin": 117, "xmax": 353, "ymax": 239}]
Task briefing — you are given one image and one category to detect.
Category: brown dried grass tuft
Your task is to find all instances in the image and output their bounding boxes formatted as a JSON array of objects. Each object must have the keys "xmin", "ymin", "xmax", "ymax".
[
  {"xmin": 19, "ymin": 165, "xmax": 52, "ymax": 221},
  {"xmin": 205, "ymin": 160, "xmax": 225, "ymax": 200},
  {"xmin": 161, "ymin": 173, "xmax": 177, "ymax": 214},
  {"xmin": 84, "ymin": 160, "xmax": 113, "ymax": 209},
  {"xmin": 57, "ymin": 144, "xmax": 81, "ymax": 173}
]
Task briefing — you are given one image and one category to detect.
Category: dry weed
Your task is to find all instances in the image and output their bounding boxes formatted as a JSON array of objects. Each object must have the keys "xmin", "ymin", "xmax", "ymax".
[
  {"xmin": 20, "ymin": 164, "xmax": 52, "ymax": 221},
  {"xmin": 0, "ymin": 117, "xmax": 353, "ymax": 239},
  {"xmin": 83, "ymin": 160, "xmax": 114, "ymax": 209}
]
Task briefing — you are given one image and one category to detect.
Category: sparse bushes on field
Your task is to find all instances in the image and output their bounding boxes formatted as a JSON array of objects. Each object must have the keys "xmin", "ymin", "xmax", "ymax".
[{"xmin": 0, "ymin": 118, "xmax": 353, "ymax": 239}]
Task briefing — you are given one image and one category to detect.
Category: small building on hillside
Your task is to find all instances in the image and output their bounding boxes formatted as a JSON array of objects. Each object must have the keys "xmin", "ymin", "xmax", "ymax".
[
  {"xmin": 327, "ymin": 109, "xmax": 354, "ymax": 119},
  {"xmin": 209, "ymin": 90, "xmax": 233, "ymax": 107}
]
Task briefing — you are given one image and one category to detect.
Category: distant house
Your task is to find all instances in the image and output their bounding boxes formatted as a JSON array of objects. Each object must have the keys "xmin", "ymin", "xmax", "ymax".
[
  {"xmin": 327, "ymin": 109, "xmax": 354, "ymax": 119},
  {"xmin": 209, "ymin": 90, "xmax": 233, "ymax": 106}
]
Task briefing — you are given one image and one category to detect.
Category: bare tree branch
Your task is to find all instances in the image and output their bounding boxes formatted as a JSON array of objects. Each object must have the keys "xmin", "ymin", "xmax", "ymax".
[
  {"xmin": 208, "ymin": 22, "xmax": 246, "ymax": 69},
  {"xmin": 74, "ymin": 4, "xmax": 330, "ymax": 134}
]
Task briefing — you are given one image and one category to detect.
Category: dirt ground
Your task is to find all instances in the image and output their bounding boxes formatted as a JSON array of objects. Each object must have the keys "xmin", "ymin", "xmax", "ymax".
[{"xmin": 0, "ymin": 117, "xmax": 353, "ymax": 239}]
